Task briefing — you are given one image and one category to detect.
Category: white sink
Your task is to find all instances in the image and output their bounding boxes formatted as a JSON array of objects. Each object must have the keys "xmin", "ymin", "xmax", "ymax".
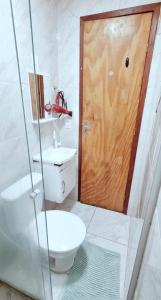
[{"xmin": 33, "ymin": 147, "xmax": 77, "ymax": 165}]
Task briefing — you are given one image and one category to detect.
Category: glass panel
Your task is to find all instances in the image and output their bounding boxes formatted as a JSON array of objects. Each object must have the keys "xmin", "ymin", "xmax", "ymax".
[
  {"xmin": 0, "ymin": 1, "xmax": 52, "ymax": 299},
  {"xmin": 134, "ymin": 147, "xmax": 161, "ymax": 299},
  {"xmin": 126, "ymin": 85, "xmax": 161, "ymax": 298},
  {"xmin": 10, "ymin": 0, "xmax": 53, "ymax": 298}
]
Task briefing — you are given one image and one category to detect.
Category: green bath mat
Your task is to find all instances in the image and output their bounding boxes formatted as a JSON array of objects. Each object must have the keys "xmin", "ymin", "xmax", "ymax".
[{"xmin": 62, "ymin": 241, "xmax": 120, "ymax": 300}]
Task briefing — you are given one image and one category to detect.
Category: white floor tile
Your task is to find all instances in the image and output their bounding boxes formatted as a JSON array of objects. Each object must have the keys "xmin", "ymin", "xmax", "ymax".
[
  {"xmin": 53, "ymin": 201, "xmax": 135, "ymax": 299},
  {"xmin": 55, "ymin": 199, "xmax": 96, "ymax": 227},
  {"xmin": 88, "ymin": 208, "xmax": 130, "ymax": 246},
  {"xmin": 71, "ymin": 202, "xmax": 96, "ymax": 227}
]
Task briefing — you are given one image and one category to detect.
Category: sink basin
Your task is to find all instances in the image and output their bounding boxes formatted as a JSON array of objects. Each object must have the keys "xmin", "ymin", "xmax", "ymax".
[{"xmin": 33, "ymin": 147, "xmax": 77, "ymax": 165}]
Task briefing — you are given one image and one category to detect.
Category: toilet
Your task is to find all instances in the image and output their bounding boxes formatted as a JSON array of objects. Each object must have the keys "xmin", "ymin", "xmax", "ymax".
[
  {"xmin": 1, "ymin": 165, "xmax": 86, "ymax": 273},
  {"xmin": 37, "ymin": 210, "xmax": 86, "ymax": 273},
  {"xmin": 32, "ymin": 146, "xmax": 86, "ymax": 271}
]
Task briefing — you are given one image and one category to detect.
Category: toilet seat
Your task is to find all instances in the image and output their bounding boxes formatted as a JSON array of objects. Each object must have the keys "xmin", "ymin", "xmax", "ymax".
[{"xmin": 37, "ymin": 210, "xmax": 86, "ymax": 254}]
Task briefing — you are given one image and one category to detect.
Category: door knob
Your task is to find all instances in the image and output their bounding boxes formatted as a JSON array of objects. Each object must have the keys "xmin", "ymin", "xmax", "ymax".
[
  {"xmin": 82, "ymin": 121, "xmax": 89, "ymax": 134},
  {"xmin": 125, "ymin": 57, "xmax": 129, "ymax": 68}
]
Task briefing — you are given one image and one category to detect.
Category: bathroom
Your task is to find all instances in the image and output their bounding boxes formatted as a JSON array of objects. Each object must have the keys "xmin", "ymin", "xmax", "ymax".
[{"xmin": 0, "ymin": 0, "xmax": 161, "ymax": 299}]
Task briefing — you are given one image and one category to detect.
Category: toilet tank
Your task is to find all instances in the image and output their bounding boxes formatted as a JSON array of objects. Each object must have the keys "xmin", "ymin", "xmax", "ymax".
[
  {"xmin": 33, "ymin": 149, "xmax": 77, "ymax": 203},
  {"xmin": 0, "ymin": 173, "xmax": 43, "ymax": 233}
]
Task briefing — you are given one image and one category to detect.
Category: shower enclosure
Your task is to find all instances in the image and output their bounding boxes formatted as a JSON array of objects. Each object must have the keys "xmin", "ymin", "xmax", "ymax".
[
  {"xmin": 126, "ymin": 101, "xmax": 161, "ymax": 299},
  {"xmin": 0, "ymin": 0, "xmax": 52, "ymax": 299},
  {"xmin": 1, "ymin": 0, "xmax": 161, "ymax": 299}
]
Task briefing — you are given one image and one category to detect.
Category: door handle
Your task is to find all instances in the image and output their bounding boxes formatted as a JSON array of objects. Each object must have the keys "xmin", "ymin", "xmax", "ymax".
[
  {"xmin": 125, "ymin": 57, "xmax": 129, "ymax": 68},
  {"xmin": 82, "ymin": 121, "xmax": 90, "ymax": 134}
]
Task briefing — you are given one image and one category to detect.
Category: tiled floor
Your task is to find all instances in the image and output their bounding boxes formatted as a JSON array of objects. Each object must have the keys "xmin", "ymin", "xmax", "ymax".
[
  {"xmin": 51, "ymin": 199, "xmax": 132, "ymax": 300},
  {"xmin": 0, "ymin": 200, "xmax": 142, "ymax": 300}
]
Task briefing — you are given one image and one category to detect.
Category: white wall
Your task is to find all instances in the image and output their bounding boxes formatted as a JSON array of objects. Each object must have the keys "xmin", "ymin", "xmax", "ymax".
[
  {"xmin": 13, "ymin": 0, "xmax": 59, "ymax": 155},
  {"xmin": 134, "ymin": 76, "xmax": 161, "ymax": 298},
  {"xmin": 125, "ymin": 80, "xmax": 161, "ymax": 298},
  {"xmin": 0, "ymin": 0, "xmax": 58, "ymax": 191},
  {"xmin": 135, "ymin": 201, "xmax": 161, "ymax": 299},
  {"xmin": 55, "ymin": 0, "xmax": 161, "ymax": 216},
  {"xmin": 0, "ymin": 0, "xmax": 31, "ymax": 191}
]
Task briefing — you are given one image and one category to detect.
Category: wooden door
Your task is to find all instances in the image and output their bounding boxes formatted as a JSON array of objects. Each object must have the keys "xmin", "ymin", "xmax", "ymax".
[{"xmin": 79, "ymin": 8, "xmax": 159, "ymax": 213}]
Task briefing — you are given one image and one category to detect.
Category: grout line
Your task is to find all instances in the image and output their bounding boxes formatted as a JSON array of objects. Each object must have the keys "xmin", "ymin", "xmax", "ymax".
[
  {"xmin": 86, "ymin": 230, "xmax": 129, "ymax": 248},
  {"xmin": 86, "ymin": 207, "xmax": 97, "ymax": 231},
  {"xmin": 79, "ymin": 204, "xmax": 130, "ymax": 247},
  {"xmin": 61, "ymin": 201, "xmax": 130, "ymax": 247}
]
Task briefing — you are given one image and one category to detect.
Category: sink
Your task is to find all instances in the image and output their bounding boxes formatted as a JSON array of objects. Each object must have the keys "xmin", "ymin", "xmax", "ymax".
[{"xmin": 33, "ymin": 147, "xmax": 77, "ymax": 165}]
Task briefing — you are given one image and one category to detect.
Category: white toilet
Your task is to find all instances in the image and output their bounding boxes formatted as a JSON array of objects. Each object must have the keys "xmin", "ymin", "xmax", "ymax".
[
  {"xmin": 37, "ymin": 210, "xmax": 86, "ymax": 273},
  {"xmin": 1, "ymin": 147, "xmax": 86, "ymax": 274},
  {"xmin": 32, "ymin": 147, "xmax": 86, "ymax": 273}
]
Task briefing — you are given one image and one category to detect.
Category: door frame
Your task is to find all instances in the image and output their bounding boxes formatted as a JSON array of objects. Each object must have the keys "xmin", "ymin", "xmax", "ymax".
[{"xmin": 78, "ymin": 3, "xmax": 160, "ymax": 214}]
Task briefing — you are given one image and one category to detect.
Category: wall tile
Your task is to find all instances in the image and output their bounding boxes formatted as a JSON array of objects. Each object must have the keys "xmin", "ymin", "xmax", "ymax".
[
  {"xmin": 0, "ymin": 136, "xmax": 30, "ymax": 191},
  {"xmin": 0, "ymin": 82, "xmax": 26, "ymax": 143},
  {"xmin": 0, "ymin": 2, "xmax": 19, "ymax": 83},
  {"xmin": 119, "ymin": 0, "xmax": 160, "ymax": 9},
  {"xmin": 139, "ymin": 155, "xmax": 153, "ymax": 218},
  {"xmin": 135, "ymin": 265, "xmax": 161, "ymax": 300},
  {"xmin": 156, "ymin": 188, "xmax": 161, "ymax": 233},
  {"xmin": 145, "ymin": 210, "xmax": 161, "ymax": 271},
  {"xmin": 0, "ymin": 0, "xmax": 58, "ymax": 192},
  {"xmin": 135, "ymin": 209, "xmax": 161, "ymax": 299}
]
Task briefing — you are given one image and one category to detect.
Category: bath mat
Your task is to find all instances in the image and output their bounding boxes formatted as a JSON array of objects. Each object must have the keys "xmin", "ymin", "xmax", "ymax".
[{"xmin": 62, "ymin": 241, "xmax": 120, "ymax": 300}]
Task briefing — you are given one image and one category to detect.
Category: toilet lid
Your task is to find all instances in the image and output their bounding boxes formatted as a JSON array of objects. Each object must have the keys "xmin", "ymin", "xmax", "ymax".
[{"xmin": 37, "ymin": 210, "xmax": 86, "ymax": 253}]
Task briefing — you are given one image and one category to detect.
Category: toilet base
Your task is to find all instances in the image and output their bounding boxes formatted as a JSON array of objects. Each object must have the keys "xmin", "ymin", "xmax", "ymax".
[
  {"xmin": 49, "ymin": 249, "xmax": 78, "ymax": 273},
  {"xmin": 38, "ymin": 210, "xmax": 86, "ymax": 274}
]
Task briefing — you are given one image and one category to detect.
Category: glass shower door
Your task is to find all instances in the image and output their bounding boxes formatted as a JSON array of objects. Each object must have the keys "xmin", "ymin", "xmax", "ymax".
[
  {"xmin": 0, "ymin": 175, "xmax": 49, "ymax": 299},
  {"xmin": 0, "ymin": 1, "xmax": 52, "ymax": 299}
]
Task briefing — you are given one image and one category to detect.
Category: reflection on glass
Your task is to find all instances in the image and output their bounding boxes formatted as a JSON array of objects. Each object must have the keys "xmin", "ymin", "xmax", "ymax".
[
  {"xmin": 0, "ymin": 174, "xmax": 45, "ymax": 298},
  {"xmin": 0, "ymin": 0, "xmax": 52, "ymax": 299}
]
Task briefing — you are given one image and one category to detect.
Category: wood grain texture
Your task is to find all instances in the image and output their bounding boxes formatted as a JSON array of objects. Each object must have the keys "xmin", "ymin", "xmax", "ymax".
[
  {"xmin": 29, "ymin": 73, "xmax": 45, "ymax": 120},
  {"xmin": 80, "ymin": 13, "xmax": 152, "ymax": 212}
]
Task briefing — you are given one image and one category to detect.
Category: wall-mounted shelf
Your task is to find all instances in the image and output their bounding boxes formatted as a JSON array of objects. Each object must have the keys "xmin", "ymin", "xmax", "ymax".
[
  {"xmin": 32, "ymin": 117, "xmax": 57, "ymax": 125},
  {"xmin": 32, "ymin": 114, "xmax": 72, "ymax": 125}
]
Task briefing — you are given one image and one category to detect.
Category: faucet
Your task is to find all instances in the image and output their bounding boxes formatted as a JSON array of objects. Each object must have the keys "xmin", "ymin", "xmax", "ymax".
[{"xmin": 53, "ymin": 129, "xmax": 61, "ymax": 148}]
